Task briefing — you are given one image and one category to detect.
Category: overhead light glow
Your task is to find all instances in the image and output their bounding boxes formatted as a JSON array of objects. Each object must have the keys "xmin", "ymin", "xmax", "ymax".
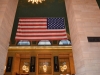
[{"xmin": 28, "ymin": 0, "xmax": 45, "ymax": 4}]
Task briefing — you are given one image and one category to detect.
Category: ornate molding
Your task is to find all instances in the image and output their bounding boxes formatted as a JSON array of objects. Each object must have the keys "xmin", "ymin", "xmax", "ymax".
[{"xmin": 8, "ymin": 46, "xmax": 72, "ymax": 50}]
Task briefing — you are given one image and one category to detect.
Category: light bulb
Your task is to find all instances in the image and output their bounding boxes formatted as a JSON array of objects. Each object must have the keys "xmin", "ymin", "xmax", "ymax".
[
  {"xmin": 32, "ymin": 0, "xmax": 35, "ymax": 4},
  {"xmin": 28, "ymin": 0, "xmax": 45, "ymax": 4},
  {"xmin": 61, "ymin": 67, "xmax": 64, "ymax": 72},
  {"xmin": 25, "ymin": 67, "xmax": 29, "ymax": 72},
  {"xmin": 39, "ymin": 0, "xmax": 41, "ymax": 2},
  {"xmin": 28, "ymin": 0, "xmax": 31, "ymax": 2},
  {"xmin": 22, "ymin": 65, "xmax": 26, "ymax": 70},
  {"xmin": 63, "ymin": 65, "xmax": 67, "ymax": 70},
  {"xmin": 43, "ymin": 65, "xmax": 47, "ymax": 72}
]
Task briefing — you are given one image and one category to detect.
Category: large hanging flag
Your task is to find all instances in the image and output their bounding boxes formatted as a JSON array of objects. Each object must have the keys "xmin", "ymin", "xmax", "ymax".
[{"xmin": 15, "ymin": 18, "xmax": 67, "ymax": 41}]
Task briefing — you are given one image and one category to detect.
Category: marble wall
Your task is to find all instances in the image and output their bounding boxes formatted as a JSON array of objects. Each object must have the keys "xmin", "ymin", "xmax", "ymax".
[
  {"xmin": 0, "ymin": 0, "xmax": 18, "ymax": 75},
  {"xmin": 65, "ymin": 0, "xmax": 100, "ymax": 75}
]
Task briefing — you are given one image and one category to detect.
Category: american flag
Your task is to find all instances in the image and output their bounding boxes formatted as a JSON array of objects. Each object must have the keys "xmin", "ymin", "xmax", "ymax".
[{"xmin": 15, "ymin": 18, "xmax": 67, "ymax": 41}]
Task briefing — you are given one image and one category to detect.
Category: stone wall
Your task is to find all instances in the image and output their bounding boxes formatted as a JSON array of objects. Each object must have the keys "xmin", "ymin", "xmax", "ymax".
[
  {"xmin": 0, "ymin": 0, "xmax": 18, "ymax": 75},
  {"xmin": 65, "ymin": 0, "xmax": 100, "ymax": 75}
]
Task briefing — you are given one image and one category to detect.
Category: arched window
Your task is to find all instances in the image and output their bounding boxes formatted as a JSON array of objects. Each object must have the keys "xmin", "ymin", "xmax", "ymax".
[
  {"xmin": 59, "ymin": 40, "xmax": 71, "ymax": 45},
  {"xmin": 17, "ymin": 40, "xmax": 30, "ymax": 46},
  {"xmin": 38, "ymin": 40, "xmax": 51, "ymax": 46}
]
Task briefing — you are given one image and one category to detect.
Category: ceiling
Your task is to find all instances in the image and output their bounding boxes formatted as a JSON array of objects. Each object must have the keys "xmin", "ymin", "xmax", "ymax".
[
  {"xmin": 10, "ymin": 0, "xmax": 69, "ymax": 43},
  {"xmin": 96, "ymin": 0, "xmax": 100, "ymax": 8}
]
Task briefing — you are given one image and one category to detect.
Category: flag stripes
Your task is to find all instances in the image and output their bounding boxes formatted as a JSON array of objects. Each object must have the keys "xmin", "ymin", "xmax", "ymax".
[
  {"xmin": 16, "ymin": 36, "xmax": 67, "ymax": 40},
  {"xmin": 19, "ymin": 18, "xmax": 47, "ymax": 22},
  {"xmin": 16, "ymin": 32, "xmax": 66, "ymax": 36},
  {"xmin": 15, "ymin": 18, "xmax": 67, "ymax": 41}
]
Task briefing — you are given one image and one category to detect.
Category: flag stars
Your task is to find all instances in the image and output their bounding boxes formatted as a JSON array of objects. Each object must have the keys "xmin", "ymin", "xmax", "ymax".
[{"xmin": 47, "ymin": 18, "xmax": 65, "ymax": 29}]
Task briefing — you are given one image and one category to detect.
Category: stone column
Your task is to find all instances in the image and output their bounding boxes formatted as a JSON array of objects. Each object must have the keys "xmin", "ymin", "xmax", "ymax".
[
  {"xmin": 65, "ymin": 0, "xmax": 100, "ymax": 75},
  {"xmin": 0, "ymin": 0, "xmax": 18, "ymax": 75},
  {"xmin": 69, "ymin": 53, "xmax": 75, "ymax": 74}
]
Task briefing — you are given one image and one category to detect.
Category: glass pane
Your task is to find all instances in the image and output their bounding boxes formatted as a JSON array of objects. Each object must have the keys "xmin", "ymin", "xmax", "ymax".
[
  {"xmin": 18, "ymin": 40, "xmax": 30, "ymax": 46},
  {"xmin": 38, "ymin": 40, "xmax": 51, "ymax": 45},
  {"xmin": 59, "ymin": 40, "xmax": 71, "ymax": 45}
]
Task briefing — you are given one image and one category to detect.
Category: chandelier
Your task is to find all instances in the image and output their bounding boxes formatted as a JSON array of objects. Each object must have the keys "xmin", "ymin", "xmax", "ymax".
[
  {"xmin": 28, "ymin": 0, "xmax": 45, "ymax": 4},
  {"xmin": 42, "ymin": 62, "xmax": 48, "ymax": 72},
  {"xmin": 22, "ymin": 64, "xmax": 29, "ymax": 72},
  {"xmin": 60, "ymin": 62, "xmax": 67, "ymax": 72},
  {"xmin": 22, "ymin": 62, "xmax": 29, "ymax": 73},
  {"xmin": 43, "ymin": 64, "xmax": 47, "ymax": 72}
]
